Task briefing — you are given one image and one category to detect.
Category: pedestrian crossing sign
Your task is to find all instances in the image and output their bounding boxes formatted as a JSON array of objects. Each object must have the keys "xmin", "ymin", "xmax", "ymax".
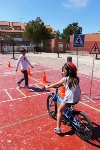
[
  {"xmin": 89, "ymin": 43, "xmax": 100, "ymax": 54},
  {"xmin": 73, "ymin": 34, "xmax": 85, "ymax": 47}
]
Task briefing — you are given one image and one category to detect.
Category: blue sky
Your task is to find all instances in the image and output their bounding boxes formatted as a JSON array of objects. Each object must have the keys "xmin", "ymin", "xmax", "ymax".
[{"xmin": 0, "ymin": 0, "xmax": 100, "ymax": 34}]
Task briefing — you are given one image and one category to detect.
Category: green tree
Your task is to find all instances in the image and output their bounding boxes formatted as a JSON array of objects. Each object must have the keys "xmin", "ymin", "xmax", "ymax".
[
  {"xmin": 24, "ymin": 17, "xmax": 53, "ymax": 46},
  {"xmin": 61, "ymin": 22, "xmax": 82, "ymax": 43},
  {"xmin": 55, "ymin": 30, "xmax": 61, "ymax": 39}
]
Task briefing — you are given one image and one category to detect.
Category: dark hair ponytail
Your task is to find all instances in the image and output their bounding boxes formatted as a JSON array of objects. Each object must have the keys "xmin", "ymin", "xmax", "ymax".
[{"xmin": 68, "ymin": 76, "xmax": 79, "ymax": 89}]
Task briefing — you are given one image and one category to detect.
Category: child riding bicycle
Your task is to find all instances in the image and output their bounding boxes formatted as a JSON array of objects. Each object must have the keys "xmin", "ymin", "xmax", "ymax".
[{"xmin": 45, "ymin": 62, "xmax": 81, "ymax": 134}]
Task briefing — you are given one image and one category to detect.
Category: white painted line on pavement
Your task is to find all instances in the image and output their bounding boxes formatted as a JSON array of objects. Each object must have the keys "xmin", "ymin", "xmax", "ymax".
[
  {"xmin": 80, "ymin": 101, "xmax": 100, "ymax": 113},
  {"xmin": 16, "ymin": 87, "xmax": 27, "ymax": 97},
  {"xmin": 4, "ymin": 89, "xmax": 13, "ymax": 100}
]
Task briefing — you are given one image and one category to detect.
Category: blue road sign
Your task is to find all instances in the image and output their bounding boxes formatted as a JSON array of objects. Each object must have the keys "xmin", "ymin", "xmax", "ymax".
[{"xmin": 73, "ymin": 34, "xmax": 85, "ymax": 48}]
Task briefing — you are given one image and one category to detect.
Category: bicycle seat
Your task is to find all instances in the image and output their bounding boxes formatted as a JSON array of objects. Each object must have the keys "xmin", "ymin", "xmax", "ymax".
[
  {"xmin": 68, "ymin": 102, "xmax": 79, "ymax": 108},
  {"xmin": 72, "ymin": 102, "xmax": 79, "ymax": 105}
]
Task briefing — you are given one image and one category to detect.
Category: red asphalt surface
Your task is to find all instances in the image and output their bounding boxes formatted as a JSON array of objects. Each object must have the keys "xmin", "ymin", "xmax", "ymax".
[{"xmin": 0, "ymin": 54, "xmax": 100, "ymax": 150}]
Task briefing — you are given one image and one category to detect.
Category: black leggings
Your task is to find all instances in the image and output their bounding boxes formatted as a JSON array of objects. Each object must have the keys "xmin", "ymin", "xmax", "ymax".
[{"xmin": 18, "ymin": 70, "xmax": 28, "ymax": 86}]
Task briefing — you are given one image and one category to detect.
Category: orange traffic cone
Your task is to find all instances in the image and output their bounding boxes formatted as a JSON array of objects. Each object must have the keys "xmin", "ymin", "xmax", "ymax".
[
  {"xmin": 28, "ymin": 67, "xmax": 32, "ymax": 76},
  {"xmin": 41, "ymin": 72, "xmax": 47, "ymax": 84},
  {"xmin": 8, "ymin": 61, "xmax": 11, "ymax": 68},
  {"xmin": 59, "ymin": 86, "xmax": 65, "ymax": 97}
]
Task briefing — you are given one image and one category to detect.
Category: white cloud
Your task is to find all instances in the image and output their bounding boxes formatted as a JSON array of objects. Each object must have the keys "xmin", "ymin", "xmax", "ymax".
[{"xmin": 62, "ymin": 0, "xmax": 90, "ymax": 9}]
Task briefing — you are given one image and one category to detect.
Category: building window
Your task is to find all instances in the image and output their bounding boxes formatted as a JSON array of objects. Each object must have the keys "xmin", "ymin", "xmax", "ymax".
[
  {"xmin": 0, "ymin": 25, "xmax": 8, "ymax": 30},
  {"xmin": 15, "ymin": 34, "xmax": 21, "ymax": 38},
  {"xmin": 13, "ymin": 26, "xmax": 21, "ymax": 30},
  {"xmin": 5, "ymin": 35, "xmax": 10, "ymax": 40}
]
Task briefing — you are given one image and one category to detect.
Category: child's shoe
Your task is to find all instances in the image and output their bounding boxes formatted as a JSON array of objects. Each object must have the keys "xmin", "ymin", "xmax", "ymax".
[
  {"xmin": 54, "ymin": 128, "xmax": 61, "ymax": 134},
  {"xmin": 24, "ymin": 85, "xmax": 31, "ymax": 89},
  {"xmin": 17, "ymin": 82, "xmax": 20, "ymax": 88}
]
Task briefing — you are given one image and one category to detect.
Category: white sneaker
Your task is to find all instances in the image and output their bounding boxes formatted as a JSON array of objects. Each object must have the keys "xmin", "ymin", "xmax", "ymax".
[{"xmin": 54, "ymin": 128, "xmax": 61, "ymax": 134}]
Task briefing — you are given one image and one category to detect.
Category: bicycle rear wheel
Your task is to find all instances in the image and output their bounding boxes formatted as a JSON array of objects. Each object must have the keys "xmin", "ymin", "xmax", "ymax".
[
  {"xmin": 72, "ymin": 111, "xmax": 92, "ymax": 141},
  {"xmin": 47, "ymin": 95, "xmax": 57, "ymax": 118}
]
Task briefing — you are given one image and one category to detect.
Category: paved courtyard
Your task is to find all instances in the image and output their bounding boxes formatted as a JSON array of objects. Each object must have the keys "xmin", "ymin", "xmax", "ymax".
[{"xmin": 0, "ymin": 52, "xmax": 100, "ymax": 150}]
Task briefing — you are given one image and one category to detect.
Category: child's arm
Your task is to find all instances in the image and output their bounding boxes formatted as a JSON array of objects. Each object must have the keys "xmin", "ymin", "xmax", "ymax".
[{"xmin": 45, "ymin": 78, "xmax": 64, "ymax": 89}]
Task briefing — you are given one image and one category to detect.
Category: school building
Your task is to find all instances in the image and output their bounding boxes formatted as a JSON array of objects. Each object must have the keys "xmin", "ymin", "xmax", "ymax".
[{"xmin": 0, "ymin": 21, "xmax": 66, "ymax": 53}]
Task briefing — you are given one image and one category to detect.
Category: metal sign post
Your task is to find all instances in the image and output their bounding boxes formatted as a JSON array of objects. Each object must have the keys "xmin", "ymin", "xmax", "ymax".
[
  {"xmin": 73, "ymin": 34, "xmax": 85, "ymax": 70},
  {"xmin": 84, "ymin": 55, "xmax": 95, "ymax": 101},
  {"xmin": 87, "ymin": 43, "xmax": 100, "ymax": 101},
  {"xmin": 89, "ymin": 55, "xmax": 94, "ymax": 100},
  {"xmin": 12, "ymin": 41, "xmax": 14, "ymax": 59},
  {"xmin": 83, "ymin": 56, "xmax": 95, "ymax": 101},
  {"xmin": 77, "ymin": 47, "xmax": 79, "ymax": 69}
]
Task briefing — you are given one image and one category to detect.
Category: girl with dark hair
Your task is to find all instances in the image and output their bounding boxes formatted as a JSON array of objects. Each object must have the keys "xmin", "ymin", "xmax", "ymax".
[{"xmin": 45, "ymin": 62, "xmax": 81, "ymax": 134}]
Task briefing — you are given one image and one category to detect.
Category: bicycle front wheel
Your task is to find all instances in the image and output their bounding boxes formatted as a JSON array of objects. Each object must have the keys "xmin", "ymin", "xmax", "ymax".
[
  {"xmin": 47, "ymin": 95, "xmax": 57, "ymax": 118},
  {"xmin": 72, "ymin": 111, "xmax": 92, "ymax": 141}
]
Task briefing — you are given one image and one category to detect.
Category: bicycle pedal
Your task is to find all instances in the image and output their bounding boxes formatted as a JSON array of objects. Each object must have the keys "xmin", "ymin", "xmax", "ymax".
[{"xmin": 84, "ymin": 127, "xmax": 90, "ymax": 131}]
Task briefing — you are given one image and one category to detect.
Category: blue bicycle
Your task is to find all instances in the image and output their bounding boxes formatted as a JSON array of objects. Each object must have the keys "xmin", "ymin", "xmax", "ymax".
[{"xmin": 47, "ymin": 86, "xmax": 92, "ymax": 141}]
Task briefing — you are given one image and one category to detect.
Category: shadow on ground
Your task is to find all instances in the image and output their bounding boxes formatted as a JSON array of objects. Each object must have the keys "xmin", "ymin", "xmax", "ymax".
[
  {"xmin": 86, "ymin": 122, "xmax": 100, "ymax": 148},
  {"xmin": 28, "ymin": 86, "xmax": 50, "ymax": 92}
]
